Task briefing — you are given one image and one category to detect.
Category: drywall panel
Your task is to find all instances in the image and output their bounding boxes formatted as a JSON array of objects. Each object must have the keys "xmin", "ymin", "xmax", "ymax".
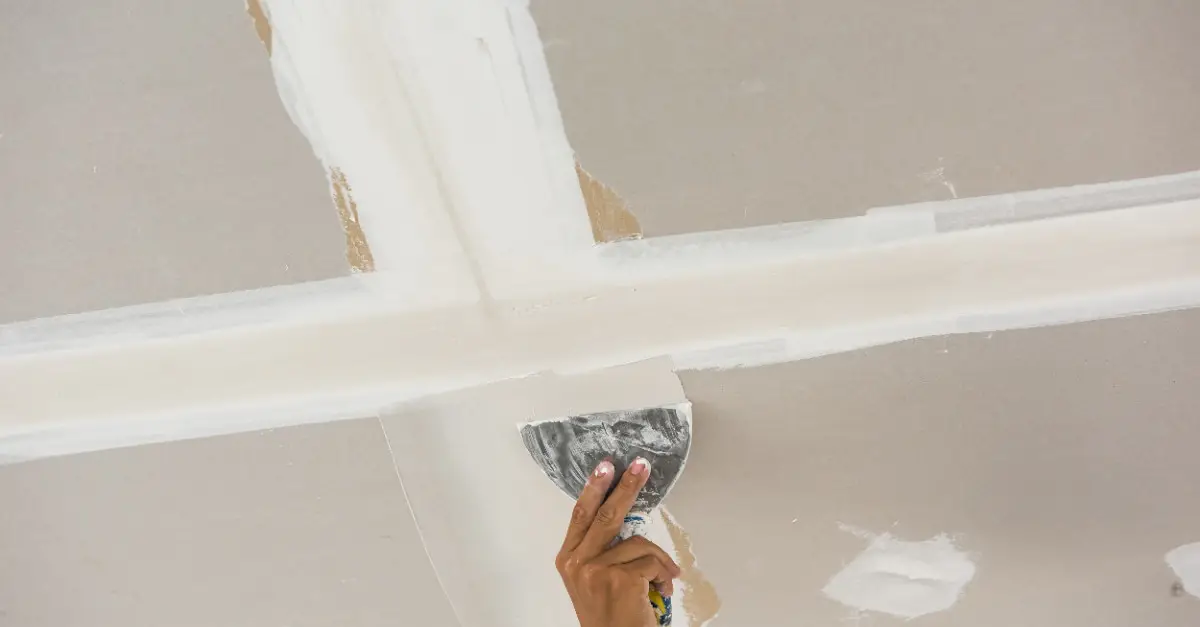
[
  {"xmin": 0, "ymin": 0, "xmax": 348, "ymax": 324},
  {"xmin": 668, "ymin": 308, "xmax": 1200, "ymax": 625},
  {"xmin": 0, "ymin": 418, "xmax": 456, "ymax": 627},
  {"xmin": 533, "ymin": 0, "xmax": 1200, "ymax": 236}
]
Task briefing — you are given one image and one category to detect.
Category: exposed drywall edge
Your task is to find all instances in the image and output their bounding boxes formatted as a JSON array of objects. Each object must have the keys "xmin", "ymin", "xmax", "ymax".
[
  {"xmin": 329, "ymin": 167, "xmax": 377, "ymax": 273},
  {"xmin": 661, "ymin": 508, "xmax": 721, "ymax": 627},
  {"xmin": 867, "ymin": 169, "xmax": 1200, "ymax": 232},
  {"xmin": 2, "ymin": 201, "xmax": 1198, "ymax": 454},
  {"xmin": 245, "ymin": 0, "xmax": 272, "ymax": 55},
  {"xmin": 577, "ymin": 163, "xmax": 643, "ymax": 243},
  {"xmin": 261, "ymin": 0, "xmax": 478, "ymax": 299}
]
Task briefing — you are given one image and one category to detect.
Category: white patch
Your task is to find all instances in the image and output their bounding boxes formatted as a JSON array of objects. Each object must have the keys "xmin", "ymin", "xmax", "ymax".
[
  {"xmin": 822, "ymin": 526, "xmax": 976, "ymax": 619},
  {"xmin": 1165, "ymin": 542, "xmax": 1200, "ymax": 597}
]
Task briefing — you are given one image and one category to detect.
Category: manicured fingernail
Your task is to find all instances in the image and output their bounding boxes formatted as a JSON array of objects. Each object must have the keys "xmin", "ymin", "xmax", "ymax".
[
  {"xmin": 631, "ymin": 457, "xmax": 649, "ymax": 476},
  {"xmin": 594, "ymin": 460, "xmax": 613, "ymax": 477}
]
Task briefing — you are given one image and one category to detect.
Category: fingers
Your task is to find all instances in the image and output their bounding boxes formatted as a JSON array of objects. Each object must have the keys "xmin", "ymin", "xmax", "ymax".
[
  {"xmin": 621, "ymin": 555, "xmax": 676, "ymax": 597},
  {"xmin": 560, "ymin": 459, "xmax": 616, "ymax": 553},
  {"xmin": 576, "ymin": 457, "xmax": 650, "ymax": 557},
  {"xmin": 595, "ymin": 536, "xmax": 681, "ymax": 579}
]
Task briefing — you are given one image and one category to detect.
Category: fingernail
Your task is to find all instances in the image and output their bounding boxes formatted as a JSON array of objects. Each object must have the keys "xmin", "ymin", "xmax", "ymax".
[
  {"xmin": 631, "ymin": 457, "xmax": 649, "ymax": 476},
  {"xmin": 593, "ymin": 460, "xmax": 613, "ymax": 477}
]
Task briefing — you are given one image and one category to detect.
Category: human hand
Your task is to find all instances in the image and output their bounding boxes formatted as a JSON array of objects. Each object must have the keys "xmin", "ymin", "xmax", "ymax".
[{"xmin": 555, "ymin": 457, "xmax": 682, "ymax": 627}]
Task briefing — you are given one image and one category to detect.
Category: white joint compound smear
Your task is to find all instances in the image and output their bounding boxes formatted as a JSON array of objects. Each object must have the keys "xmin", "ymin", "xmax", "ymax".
[
  {"xmin": 822, "ymin": 525, "xmax": 976, "ymax": 619},
  {"xmin": 1165, "ymin": 542, "xmax": 1200, "ymax": 598}
]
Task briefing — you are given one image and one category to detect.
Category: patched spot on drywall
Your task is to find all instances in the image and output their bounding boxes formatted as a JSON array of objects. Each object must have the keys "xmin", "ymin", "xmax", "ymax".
[
  {"xmin": 329, "ymin": 168, "xmax": 376, "ymax": 273},
  {"xmin": 576, "ymin": 162, "xmax": 642, "ymax": 243},
  {"xmin": 245, "ymin": 0, "xmax": 272, "ymax": 56},
  {"xmin": 661, "ymin": 508, "xmax": 721, "ymax": 626},
  {"xmin": 1166, "ymin": 542, "xmax": 1200, "ymax": 598},
  {"xmin": 822, "ymin": 525, "xmax": 976, "ymax": 620}
]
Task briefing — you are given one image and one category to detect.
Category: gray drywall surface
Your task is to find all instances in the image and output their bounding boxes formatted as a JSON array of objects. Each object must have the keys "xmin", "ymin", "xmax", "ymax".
[
  {"xmin": 533, "ymin": 0, "xmax": 1200, "ymax": 236},
  {"xmin": 0, "ymin": 418, "xmax": 457, "ymax": 627},
  {"xmin": 670, "ymin": 308, "xmax": 1200, "ymax": 626},
  {"xmin": 0, "ymin": 0, "xmax": 347, "ymax": 324}
]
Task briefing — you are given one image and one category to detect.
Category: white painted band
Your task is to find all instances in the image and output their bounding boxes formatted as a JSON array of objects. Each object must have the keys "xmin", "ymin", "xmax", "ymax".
[{"xmin": 2, "ymin": 200, "xmax": 1198, "ymax": 462}]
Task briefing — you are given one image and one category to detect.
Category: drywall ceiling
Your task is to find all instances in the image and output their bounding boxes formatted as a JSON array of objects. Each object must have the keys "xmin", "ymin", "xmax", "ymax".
[
  {"xmin": 0, "ymin": 0, "xmax": 347, "ymax": 324},
  {"xmin": 7, "ymin": 309, "xmax": 1200, "ymax": 626},
  {"xmin": 668, "ymin": 307, "xmax": 1200, "ymax": 625},
  {"xmin": 533, "ymin": 0, "xmax": 1200, "ymax": 236},
  {"xmin": 0, "ymin": 417, "xmax": 457, "ymax": 627}
]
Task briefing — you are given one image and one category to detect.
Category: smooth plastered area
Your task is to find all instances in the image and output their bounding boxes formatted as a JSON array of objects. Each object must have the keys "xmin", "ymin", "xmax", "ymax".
[
  {"xmin": 0, "ymin": 0, "xmax": 348, "ymax": 323},
  {"xmin": 533, "ymin": 0, "xmax": 1200, "ymax": 236},
  {"xmin": 669, "ymin": 309, "xmax": 1200, "ymax": 626}
]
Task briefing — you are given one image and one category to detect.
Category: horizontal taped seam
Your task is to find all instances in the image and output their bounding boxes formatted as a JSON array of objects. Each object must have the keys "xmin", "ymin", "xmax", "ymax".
[
  {"xmin": 673, "ymin": 279, "xmax": 1200, "ymax": 372},
  {"xmin": 6, "ymin": 280, "xmax": 1200, "ymax": 463},
  {"xmin": 866, "ymin": 169, "xmax": 1200, "ymax": 232}
]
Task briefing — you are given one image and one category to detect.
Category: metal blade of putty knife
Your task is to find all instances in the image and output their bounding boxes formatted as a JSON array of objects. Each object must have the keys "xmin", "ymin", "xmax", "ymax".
[{"xmin": 519, "ymin": 403, "xmax": 692, "ymax": 513}]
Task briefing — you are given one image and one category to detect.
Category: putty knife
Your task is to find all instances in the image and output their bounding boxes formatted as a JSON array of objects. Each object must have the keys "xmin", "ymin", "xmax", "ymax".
[{"xmin": 519, "ymin": 403, "xmax": 692, "ymax": 626}]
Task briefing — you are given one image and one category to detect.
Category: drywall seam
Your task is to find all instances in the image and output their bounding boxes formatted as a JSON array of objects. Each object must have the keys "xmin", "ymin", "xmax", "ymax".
[
  {"xmin": 2, "ymin": 168, "xmax": 1192, "ymax": 359},
  {"xmin": 365, "ymin": 0, "xmax": 596, "ymax": 300},
  {"xmin": 592, "ymin": 169, "xmax": 1200, "ymax": 282},
  {"xmin": 867, "ymin": 168, "xmax": 1200, "ymax": 232},
  {"xmin": 1, "ymin": 200, "xmax": 1198, "ymax": 458},
  {"xmin": 260, "ymin": 0, "xmax": 479, "ymax": 301},
  {"xmin": 672, "ymin": 278, "xmax": 1200, "ymax": 371},
  {"xmin": 0, "ymin": 275, "xmax": 401, "ymax": 359},
  {"xmin": 378, "ymin": 416, "xmax": 469, "ymax": 627}
]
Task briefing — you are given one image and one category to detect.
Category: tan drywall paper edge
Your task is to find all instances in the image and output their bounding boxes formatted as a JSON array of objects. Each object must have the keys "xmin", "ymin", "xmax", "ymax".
[
  {"xmin": 246, "ymin": 0, "xmax": 272, "ymax": 56},
  {"xmin": 577, "ymin": 162, "xmax": 642, "ymax": 242},
  {"xmin": 242, "ymin": 1, "xmax": 377, "ymax": 273},
  {"xmin": 662, "ymin": 507, "xmax": 721, "ymax": 625},
  {"xmin": 329, "ymin": 168, "xmax": 377, "ymax": 273}
]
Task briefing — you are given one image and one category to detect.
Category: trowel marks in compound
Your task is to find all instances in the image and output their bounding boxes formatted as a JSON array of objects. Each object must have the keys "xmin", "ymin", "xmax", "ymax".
[
  {"xmin": 822, "ymin": 525, "xmax": 976, "ymax": 619},
  {"xmin": 1165, "ymin": 542, "xmax": 1200, "ymax": 598},
  {"xmin": 519, "ymin": 403, "xmax": 691, "ymax": 512}
]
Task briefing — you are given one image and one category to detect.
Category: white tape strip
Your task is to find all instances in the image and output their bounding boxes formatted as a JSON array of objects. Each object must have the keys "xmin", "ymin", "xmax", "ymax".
[
  {"xmin": 2, "ymin": 200, "xmax": 1197, "ymax": 462},
  {"xmin": 867, "ymin": 169, "xmax": 1200, "ymax": 232}
]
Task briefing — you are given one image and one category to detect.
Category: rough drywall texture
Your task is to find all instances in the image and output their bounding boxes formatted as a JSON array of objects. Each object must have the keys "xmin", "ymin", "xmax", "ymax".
[
  {"xmin": 669, "ymin": 309, "xmax": 1200, "ymax": 626},
  {"xmin": 0, "ymin": 418, "xmax": 457, "ymax": 627},
  {"xmin": 533, "ymin": 0, "xmax": 1200, "ymax": 236},
  {"xmin": 0, "ymin": 0, "xmax": 348, "ymax": 324}
]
